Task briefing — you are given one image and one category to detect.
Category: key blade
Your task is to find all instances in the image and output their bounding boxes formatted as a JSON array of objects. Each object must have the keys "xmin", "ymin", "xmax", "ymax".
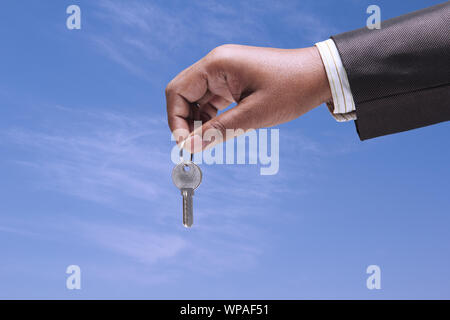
[{"xmin": 182, "ymin": 189, "xmax": 194, "ymax": 228}]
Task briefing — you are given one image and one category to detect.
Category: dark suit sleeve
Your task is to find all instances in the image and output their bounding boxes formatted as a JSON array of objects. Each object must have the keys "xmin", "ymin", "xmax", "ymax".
[{"xmin": 331, "ymin": 2, "xmax": 450, "ymax": 140}]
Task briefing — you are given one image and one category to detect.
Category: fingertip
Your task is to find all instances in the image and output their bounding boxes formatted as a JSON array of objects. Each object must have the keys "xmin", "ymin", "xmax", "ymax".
[
  {"xmin": 184, "ymin": 134, "xmax": 203, "ymax": 154},
  {"xmin": 171, "ymin": 126, "xmax": 190, "ymax": 144}
]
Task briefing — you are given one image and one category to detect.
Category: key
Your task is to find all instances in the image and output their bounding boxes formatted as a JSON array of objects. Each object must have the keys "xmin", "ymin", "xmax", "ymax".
[{"xmin": 172, "ymin": 161, "xmax": 202, "ymax": 228}]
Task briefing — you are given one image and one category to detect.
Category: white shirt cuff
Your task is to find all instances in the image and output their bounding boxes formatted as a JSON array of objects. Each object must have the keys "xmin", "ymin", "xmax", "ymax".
[{"xmin": 315, "ymin": 39, "xmax": 356, "ymax": 122}]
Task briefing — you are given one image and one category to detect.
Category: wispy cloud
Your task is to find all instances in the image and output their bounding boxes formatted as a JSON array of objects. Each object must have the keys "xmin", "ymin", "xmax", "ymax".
[
  {"xmin": 5, "ymin": 107, "xmax": 169, "ymax": 208},
  {"xmin": 2, "ymin": 106, "xmax": 269, "ymax": 280},
  {"xmin": 88, "ymin": 0, "xmax": 334, "ymax": 77},
  {"xmin": 3, "ymin": 105, "xmax": 337, "ymax": 213},
  {"xmin": 0, "ymin": 225, "xmax": 38, "ymax": 237},
  {"xmin": 1, "ymin": 104, "xmax": 353, "ymax": 284},
  {"xmin": 90, "ymin": 36, "xmax": 151, "ymax": 78},
  {"xmin": 80, "ymin": 223, "xmax": 187, "ymax": 265}
]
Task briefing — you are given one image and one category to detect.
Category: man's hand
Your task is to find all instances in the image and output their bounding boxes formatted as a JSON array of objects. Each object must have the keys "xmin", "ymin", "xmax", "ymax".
[{"xmin": 165, "ymin": 44, "xmax": 331, "ymax": 153}]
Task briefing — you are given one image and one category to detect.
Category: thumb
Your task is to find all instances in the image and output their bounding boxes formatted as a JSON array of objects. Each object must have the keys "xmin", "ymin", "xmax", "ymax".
[{"xmin": 184, "ymin": 97, "xmax": 260, "ymax": 153}]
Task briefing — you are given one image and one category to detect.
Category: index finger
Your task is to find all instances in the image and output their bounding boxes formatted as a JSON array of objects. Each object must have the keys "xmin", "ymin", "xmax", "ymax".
[{"xmin": 165, "ymin": 64, "xmax": 209, "ymax": 144}]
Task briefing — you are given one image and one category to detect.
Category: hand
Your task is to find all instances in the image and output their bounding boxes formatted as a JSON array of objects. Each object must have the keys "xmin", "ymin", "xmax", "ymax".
[{"xmin": 165, "ymin": 44, "xmax": 331, "ymax": 153}]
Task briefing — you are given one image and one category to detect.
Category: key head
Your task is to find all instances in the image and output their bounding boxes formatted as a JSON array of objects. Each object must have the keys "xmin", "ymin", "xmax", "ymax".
[{"xmin": 172, "ymin": 161, "xmax": 202, "ymax": 190}]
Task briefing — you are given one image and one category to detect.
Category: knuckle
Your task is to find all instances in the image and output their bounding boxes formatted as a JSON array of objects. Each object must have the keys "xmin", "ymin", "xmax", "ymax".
[
  {"xmin": 208, "ymin": 118, "xmax": 227, "ymax": 136},
  {"xmin": 208, "ymin": 44, "xmax": 238, "ymax": 63},
  {"xmin": 165, "ymin": 80, "xmax": 176, "ymax": 97}
]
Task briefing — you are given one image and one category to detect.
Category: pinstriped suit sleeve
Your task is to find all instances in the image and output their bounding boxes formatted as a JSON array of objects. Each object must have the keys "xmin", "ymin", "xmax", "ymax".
[{"xmin": 331, "ymin": 2, "xmax": 450, "ymax": 140}]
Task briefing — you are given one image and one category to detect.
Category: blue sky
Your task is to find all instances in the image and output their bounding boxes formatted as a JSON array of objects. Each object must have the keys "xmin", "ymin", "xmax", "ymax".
[{"xmin": 0, "ymin": 0, "xmax": 448, "ymax": 299}]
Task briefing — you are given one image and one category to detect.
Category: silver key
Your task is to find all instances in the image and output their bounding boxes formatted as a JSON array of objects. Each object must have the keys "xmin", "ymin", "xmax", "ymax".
[{"xmin": 172, "ymin": 161, "xmax": 202, "ymax": 228}]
